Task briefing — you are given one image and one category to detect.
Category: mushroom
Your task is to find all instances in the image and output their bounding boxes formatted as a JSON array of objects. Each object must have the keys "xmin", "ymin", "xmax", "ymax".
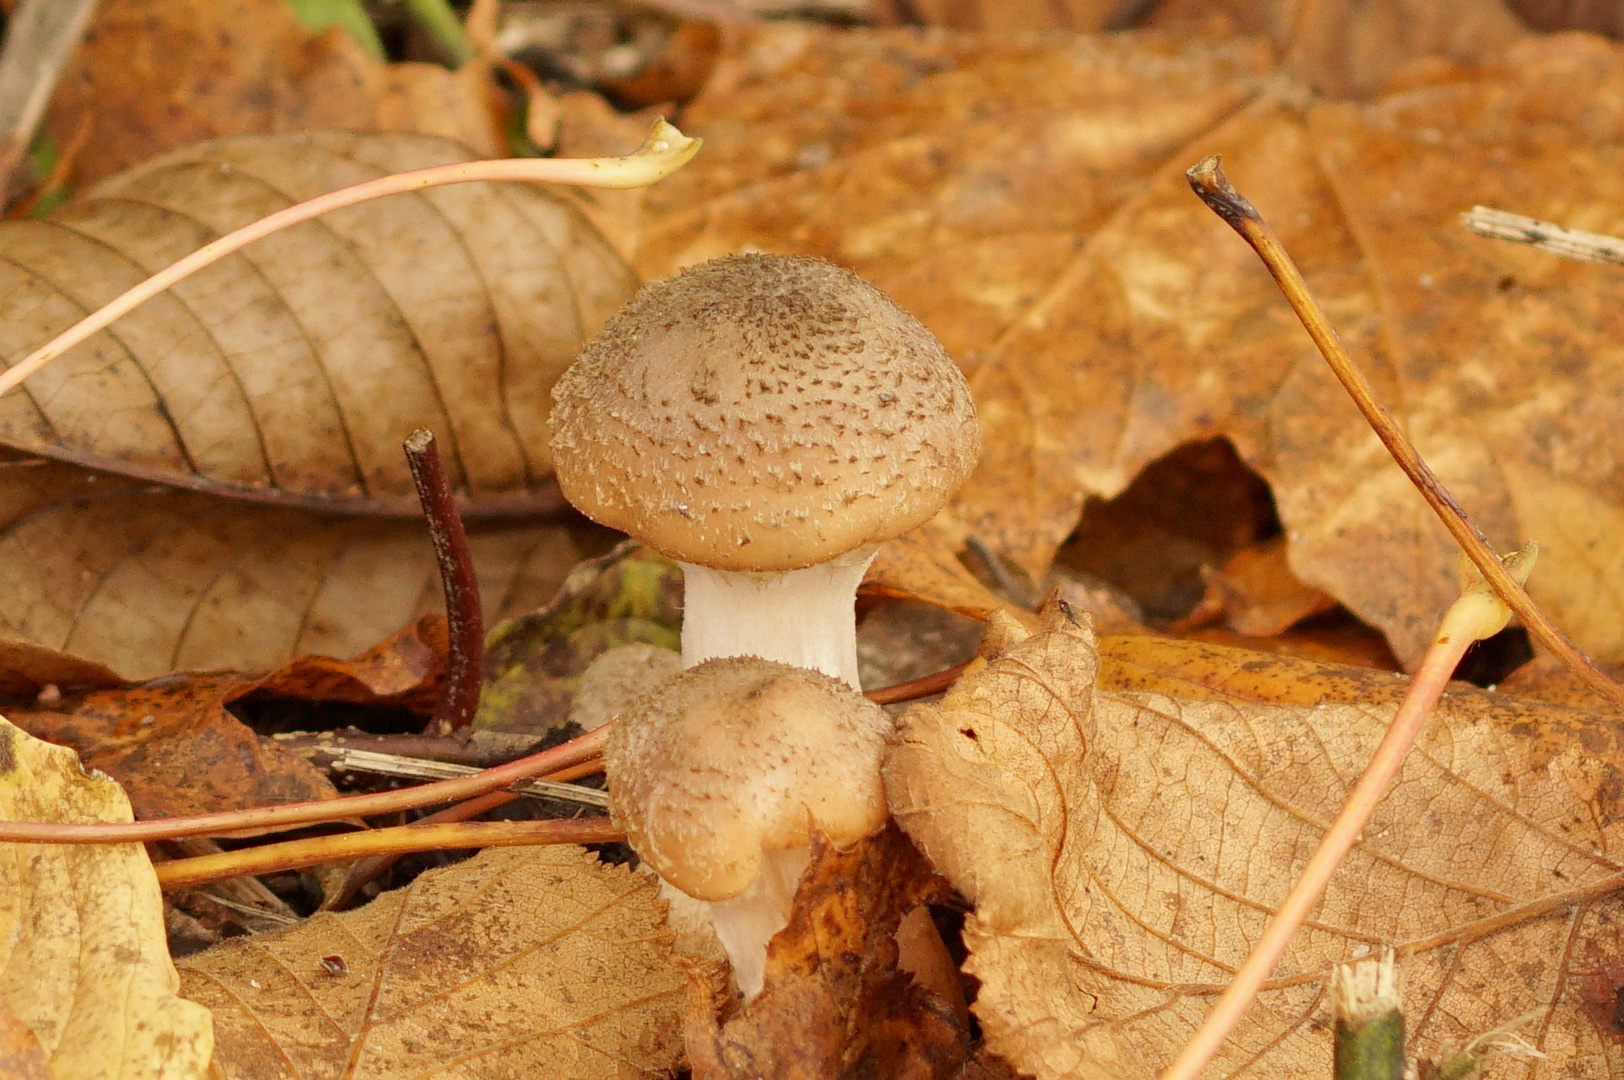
[
  {"xmin": 550, "ymin": 253, "xmax": 978, "ymax": 1003},
  {"xmin": 606, "ymin": 655, "xmax": 894, "ymax": 998},
  {"xmin": 547, "ymin": 253, "xmax": 979, "ymax": 688}
]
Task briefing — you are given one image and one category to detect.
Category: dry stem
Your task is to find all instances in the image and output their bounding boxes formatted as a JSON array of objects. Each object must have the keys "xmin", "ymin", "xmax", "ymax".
[
  {"xmin": 155, "ymin": 816, "xmax": 623, "ymax": 889},
  {"xmin": 1186, "ymin": 155, "xmax": 1624, "ymax": 712}
]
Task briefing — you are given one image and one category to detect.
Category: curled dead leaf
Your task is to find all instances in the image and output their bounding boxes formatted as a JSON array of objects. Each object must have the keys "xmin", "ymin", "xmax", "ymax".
[{"xmin": 687, "ymin": 823, "xmax": 969, "ymax": 1080}]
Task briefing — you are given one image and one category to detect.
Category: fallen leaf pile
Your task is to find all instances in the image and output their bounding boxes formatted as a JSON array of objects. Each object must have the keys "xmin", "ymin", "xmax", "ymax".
[
  {"xmin": 3, "ymin": 2, "xmax": 1624, "ymax": 1079},
  {"xmin": 888, "ymin": 602, "xmax": 1624, "ymax": 1077}
]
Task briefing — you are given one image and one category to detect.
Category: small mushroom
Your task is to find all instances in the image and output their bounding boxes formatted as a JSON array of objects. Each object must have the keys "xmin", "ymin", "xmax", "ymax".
[
  {"xmin": 548, "ymin": 253, "xmax": 979, "ymax": 687},
  {"xmin": 606, "ymin": 655, "xmax": 894, "ymax": 998}
]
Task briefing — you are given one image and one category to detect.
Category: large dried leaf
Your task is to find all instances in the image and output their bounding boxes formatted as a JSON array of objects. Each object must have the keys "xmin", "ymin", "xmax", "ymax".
[
  {"xmin": 0, "ymin": 716, "xmax": 214, "ymax": 1078},
  {"xmin": 635, "ymin": 25, "xmax": 1273, "ymax": 360},
  {"xmin": 178, "ymin": 844, "xmax": 685, "ymax": 1079},
  {"xmin": 0, "ymin": 477, "xmax": 582, "ymax": 680},
  {"xmin": 45, "ymin": 0, "xmax": 504, "ymax": 186},
  {"xmin": 887, "ymin": 604, "xmax": 1624, "ymax": 1078},
  {"xmin": 637, "ymin": 24, "xmax": 1624, "ymax": 665},
  {"xmin": 0, "ymin": 130, "xmax": 635, "ymax": 513}
]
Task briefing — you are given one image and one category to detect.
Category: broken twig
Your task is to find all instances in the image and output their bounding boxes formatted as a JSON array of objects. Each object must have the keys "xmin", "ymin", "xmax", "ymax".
[
  {"xmin": 405, "ymin": 429, "xmax": 483, "ymax": 736},
  {"xmin": 1186, "ymin": 155, "xmax": 1624, "ymax": 711},
  {"xmin": 1461, "ymin": 205, "xmax": 1624, "ymax": 268}
]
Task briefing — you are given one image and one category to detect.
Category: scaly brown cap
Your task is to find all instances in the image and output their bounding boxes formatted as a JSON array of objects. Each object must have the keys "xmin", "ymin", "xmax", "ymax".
[
  {"xmin": 548, "ymin": 254, "xmax": 979, "ymax": 572},
  {"xmin": 605, "ymin": 656, "xmax": 895, "ymax": 901}
]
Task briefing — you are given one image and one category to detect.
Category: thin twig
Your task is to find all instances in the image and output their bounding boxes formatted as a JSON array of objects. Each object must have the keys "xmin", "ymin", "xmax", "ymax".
[
  {"xmin": 0, "ymin": 724, "xmax": 607, "ymax": 844},
  {"xmin": 1461, "ymin": 206, "xmax": 1624, "ymax": 269},
  {"xmin": 0, "ymin": 0, "xmax": 98, "ymax": 200},
  {"xmin": 1159, "ymin": 547, "xmax": 1535, "ymax": 1080},
  {"xmin": 405, "ymin": 429, "xmax": 483, "ymax": 736},
  {"xmin": 0, "ymin": 119, "xmax": 699, "ymax": 400},
  {"xmin": 316, "ymin": 747, "xmax": 609, "ymax": 808},
  {"xmin": 324, "ymin": 788, "xmax": 524, "ymax": 909},
  {"xmin": 154, "ymin": 816, "xmax": 623, "ymax": 889},
  {"xmin": 866, "ymin": 661, "xmax": 971, "ymax": 705},
  {"xmin": 1186, "ymin": 155, "xmax": 1624, "ymax": 711},
  {"xmin": 279, "ymin": 729, "xmax": 524, "ymax": 769}
]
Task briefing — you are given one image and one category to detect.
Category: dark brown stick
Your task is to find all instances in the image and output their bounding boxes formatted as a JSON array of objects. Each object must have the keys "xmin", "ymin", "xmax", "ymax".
[
  {"xmin": 404, "ymin": 428, "xmax": 484, "ymax": 735},
  {"xmin": 1185, "ymin": 155, "xmax": 1624, "ymax": 711},
  {"xmin": 866, "ymin": 662, "xmax": 971, "ymax": 705}
]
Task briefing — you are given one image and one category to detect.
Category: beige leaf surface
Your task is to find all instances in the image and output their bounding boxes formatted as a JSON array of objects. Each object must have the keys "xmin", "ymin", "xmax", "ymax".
[
  {"xmin": 0, "ymin": 477, "xmax": 582, "ymax": 680},
  {"xmin": 632, "ymin": 25, "xmax": 1624, "ymax": 667},
  {"xmin": 0, "ymin": 716, "xmax": 213, "ymax": 1079},
  {"xmin": 0, "ymin": 129, "xmax": 635, "ymax": 514},
  {"xmin": 887, "ymin": 604, "xmax": 1624, "ymax": 1078},
  {"xmin": 178, "ymin": 844, "xmax": 685, "ymax": 1080}
]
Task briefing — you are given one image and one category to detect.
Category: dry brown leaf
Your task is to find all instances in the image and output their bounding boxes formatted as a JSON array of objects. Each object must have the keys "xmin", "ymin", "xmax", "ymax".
[
  {"xmin": 10, "ymin": 674, "xmax": 338, "ymax": 823},
  {"xmin": 882, "ymin": 0, "xmax": 1527, "ymax": 99},
  {"xmin": 887, "ymin": 602, "xmax": 1624, "ymax": 1077},
  {"xmin": 0, "ymin": 129, "xmax": 634, "ymax": 513},
  {"xmin": 1097, "ymin": 630, "xmax": 1412, "ymax": 704},
  {"xmin": 0, "ymin": 716, "xmax": 214, "ymax": 1078},
  {"xmin": 0, "ymin": 479, "xmax": 582, "ymax": 680},
  {"xmin": 640, "ymin": 23, "xmax": 1624, "ymax": 667},
  {"xmin": 178, "ymin": 844, "xmax": 685, "ymax": 1079},
  {"xmin": 866, "ymin": 523, "xmax": 1036, "ymax": 629},
  {"xmin": 1, "ymin": 613, "xmax": 466, "ymax": 822},
  {"xmin": 686, "ymin": 823, "xmax": 969, "ymax": 1080},
  {"xmin": 635, "ymin": 25, "xmax": 1273, "ymax": 360},
  {"xmin": 45, "ymin": 0, "xmax": 504, "ymax": 186}
]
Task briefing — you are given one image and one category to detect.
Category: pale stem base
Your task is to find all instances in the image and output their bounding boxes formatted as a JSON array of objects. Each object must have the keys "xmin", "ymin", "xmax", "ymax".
[
  {"xmin": 707, "ymin": 846, "xmax": 811, "ymax": 999},
  {"xmin": 678, "ymin": 548, "xmax": 877, "ymax": 688}
]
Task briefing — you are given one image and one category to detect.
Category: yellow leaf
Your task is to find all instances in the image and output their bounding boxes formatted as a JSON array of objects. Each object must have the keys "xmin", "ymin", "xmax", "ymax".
[{"xmin": 0, "ymin": 717, "xmax": 213, "ymax": 1079}]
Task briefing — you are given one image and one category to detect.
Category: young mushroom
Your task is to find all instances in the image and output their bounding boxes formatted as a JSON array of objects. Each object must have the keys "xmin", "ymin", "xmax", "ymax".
[
  {"xmin": 605, "ymin": 655, "xmax": 894, "ymax": 998},
  {"xmin": 548, "ymin": 253, "xmax": 979, "ymax": 687}
]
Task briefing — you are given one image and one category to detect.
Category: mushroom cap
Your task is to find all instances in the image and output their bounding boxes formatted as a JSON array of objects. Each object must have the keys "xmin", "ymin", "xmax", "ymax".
[
  {"xmin": 548, "ymin": 254, "xmax": 979, "ymax": 572},
  {"xmin": 605, "ymin": 655, "xmax": 895, "ymax": 902}
]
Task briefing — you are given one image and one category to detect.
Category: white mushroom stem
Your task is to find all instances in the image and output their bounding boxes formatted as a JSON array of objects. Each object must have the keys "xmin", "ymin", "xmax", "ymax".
[
  {"xmin": 672, "ymin": 549, "xmax": 880, "ymax": 998},
  {"xmin": 678, "ymin": 545, "xmax": 877, "ymax": 688},
  {"xmin": 706, "ymin": 847, "xmax": 811, "ymax": 999}
]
